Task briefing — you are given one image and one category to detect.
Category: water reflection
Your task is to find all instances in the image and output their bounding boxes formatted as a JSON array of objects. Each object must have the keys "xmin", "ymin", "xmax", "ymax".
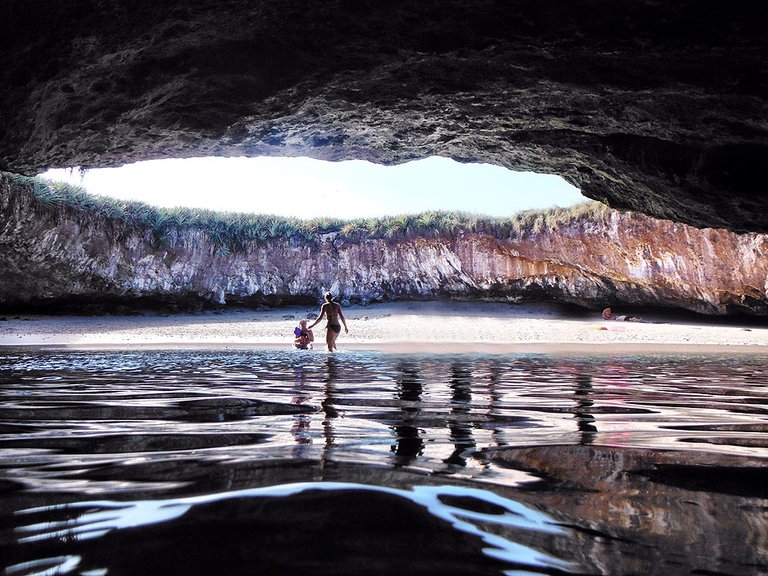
[
  {"xmin": 290, "ymin": 365, "xmax": 312, "ymax": 453},
  {"xmin": 482, "ymin": 360, "xmax": 508, "ymax": 450},
  {"xmin": 444, "ymin": 363, "xmax": 476, "ymax": 467},
  {"xmin": 321, "ymin": 355, "xmax": 340, "ymax": 471},
  {"xmin": 573, "ymin": 373, "xmax": 597, "ymax": 445},
  {"xmin": 2, "ymin": 348, "xmax": 768, "ymax": 574},
  {"xmin": 8, "ymin": 482, "xmax": 571, "ymax": 576},
  {"xmin": 391, "ymin": 362, "xmax": 424, "ymax": 466},
  {"xmin": 483, "ymin": 443, "xmax": 768, "ymax": 574}
]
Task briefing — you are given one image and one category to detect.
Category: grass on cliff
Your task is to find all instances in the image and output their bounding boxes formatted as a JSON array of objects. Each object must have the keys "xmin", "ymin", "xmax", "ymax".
[{"xmin": 8, "ymin": 173, "xmax": 610, "ymax": 252}]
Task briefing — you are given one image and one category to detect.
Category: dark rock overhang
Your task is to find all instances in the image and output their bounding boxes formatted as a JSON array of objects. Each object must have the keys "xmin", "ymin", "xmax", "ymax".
[{"xmin": 1, "ymin": 0, "xmax": 766, "ymax": 232}]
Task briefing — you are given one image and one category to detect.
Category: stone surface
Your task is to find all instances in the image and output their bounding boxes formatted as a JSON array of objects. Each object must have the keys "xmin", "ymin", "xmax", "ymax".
[
  {"xmin": 1, "ymin": 1, "xmax": 767, "ymax": 232},
  {"xmin": 3, "ymin": 173, "xmax": 767, "ymax": 315},
  {"xmin": 484, "ymin": 444, "xmax": 768, "ymax": 573}
]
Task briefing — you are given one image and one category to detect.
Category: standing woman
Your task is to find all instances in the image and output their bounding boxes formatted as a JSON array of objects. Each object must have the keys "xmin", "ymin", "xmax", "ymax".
[{"xmin": 308, "ymin": 292, "xmax": 349, "ymax": 351}]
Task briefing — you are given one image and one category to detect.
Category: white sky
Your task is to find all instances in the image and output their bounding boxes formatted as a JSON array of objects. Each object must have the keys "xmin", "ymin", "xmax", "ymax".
[{"xmin": 40, "ymin": 156, "xmax": 584, "ymax": 220}]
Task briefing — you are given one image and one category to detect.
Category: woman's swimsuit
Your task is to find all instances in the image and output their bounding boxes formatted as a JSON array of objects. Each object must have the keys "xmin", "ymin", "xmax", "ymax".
[{"xmin": 324, "ymin": 302, "xmax": 343, "ymax": 334}]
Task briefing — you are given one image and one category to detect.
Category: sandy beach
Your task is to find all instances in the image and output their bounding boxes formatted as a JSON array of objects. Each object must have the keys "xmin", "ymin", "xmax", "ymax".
[{"xmin": 1, "ymin": 300, "xmax": 767, "ymax": 353}]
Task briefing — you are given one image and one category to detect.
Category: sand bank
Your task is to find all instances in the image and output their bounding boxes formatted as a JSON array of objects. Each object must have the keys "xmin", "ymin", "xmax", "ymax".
[{"xmin": 1, "ymin": 301, "xmax": 767, "ymax": 354}]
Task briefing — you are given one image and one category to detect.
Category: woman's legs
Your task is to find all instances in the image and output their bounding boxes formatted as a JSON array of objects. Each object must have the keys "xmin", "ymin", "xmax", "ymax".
[{"xmin": 326, "ymin": 327, "xmax": 340, "ymax": 351}]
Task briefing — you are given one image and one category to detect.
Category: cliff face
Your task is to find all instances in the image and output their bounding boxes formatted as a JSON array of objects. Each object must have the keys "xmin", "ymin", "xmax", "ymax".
[
  {"xmin": 454, "ymin": 220, "xmax": 768, "ymax": 314},
  {"xmin": 1, "ymin": 1, "xmax": 767, "ymax": 233},
  {"xmin": 1, "ymin": 173, "xmax": 767, "ymax": 315}
]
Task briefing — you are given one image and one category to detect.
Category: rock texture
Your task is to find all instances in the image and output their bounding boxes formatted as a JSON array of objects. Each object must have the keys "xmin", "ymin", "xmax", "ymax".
[
  {"xmin": 1, "ymin": 1, "xmax": 767, "ymax": 232},
  {"xmin": 2, "ymin": 173, "xmax": 767, "ymax": 315},
  {"xmin": 484, "ymin": 444, "xmax": 768, "ymax": 574}
]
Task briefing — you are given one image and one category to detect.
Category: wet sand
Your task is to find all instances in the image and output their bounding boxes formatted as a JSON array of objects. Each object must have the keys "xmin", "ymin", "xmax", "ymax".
[{"xmin": 1, "ymin": 300, "xmax": 767, "ymax": 353}]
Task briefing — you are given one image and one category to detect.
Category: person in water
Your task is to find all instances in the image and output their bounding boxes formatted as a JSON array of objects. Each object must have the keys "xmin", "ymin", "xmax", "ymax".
[
  {"xmin": 602, "ymin": 307, "xmax": 646, "ymax": 323},
  {"xmin": 293, "ymin": 319, "xmax": 314, "ymax": 350},
  {"xmin": 308, "ymin": 292, "xmax": 349, "ymax": 351}
]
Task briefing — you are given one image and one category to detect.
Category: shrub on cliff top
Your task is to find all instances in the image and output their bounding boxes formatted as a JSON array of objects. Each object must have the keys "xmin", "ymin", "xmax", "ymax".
[{"xmin": 6, "ymin": 173, "xmax": 609, "ymax": 251}]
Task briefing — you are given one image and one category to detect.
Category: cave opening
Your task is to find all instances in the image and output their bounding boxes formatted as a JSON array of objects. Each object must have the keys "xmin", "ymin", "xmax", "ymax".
[{"xmin": 39, "ymin": 156, "xmax": 585, "ymax": 220}]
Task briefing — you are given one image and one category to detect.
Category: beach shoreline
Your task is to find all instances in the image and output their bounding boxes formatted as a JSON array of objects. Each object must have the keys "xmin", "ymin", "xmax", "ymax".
[{"xmin": 1, "ymin": 300, "xmax": 767, "ymax": 354}]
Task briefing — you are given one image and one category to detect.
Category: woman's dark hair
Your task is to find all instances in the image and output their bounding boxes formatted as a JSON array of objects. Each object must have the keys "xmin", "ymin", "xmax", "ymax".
[{"xmin": 324, "ymin": 291, "xmax": 334, "ymax": 301}]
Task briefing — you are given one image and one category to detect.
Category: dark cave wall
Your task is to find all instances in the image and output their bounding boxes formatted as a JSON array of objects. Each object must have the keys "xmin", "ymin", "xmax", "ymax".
[{"xmin": 1, "ymin": 0, "xmax": 767, "ymax": 232}]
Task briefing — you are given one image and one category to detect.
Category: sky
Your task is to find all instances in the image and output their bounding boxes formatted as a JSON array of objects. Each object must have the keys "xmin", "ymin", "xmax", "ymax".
[{"xmin": 40, "ymin": 156, "xmax": 584, "ymax": 220}]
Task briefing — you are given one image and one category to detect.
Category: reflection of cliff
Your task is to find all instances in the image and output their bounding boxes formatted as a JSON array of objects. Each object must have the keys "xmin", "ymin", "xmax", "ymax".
[
  {"xmin": 573, "ymin": 374, "xmax": 596, "ymax": 445},
  {"xmin": 485, "ymin": 445, "xmax": 768, "ymax": 574},
  {"xmin": 391, "ymin": 362, "xmax": 425, "ymax": 467},
  {"xmin": 3, "ymin": 173, "xmax": 768, "ymax": 314},
  {"xmin": 444, "ymin": 364, "xmax": 476, "ymax": 467}
]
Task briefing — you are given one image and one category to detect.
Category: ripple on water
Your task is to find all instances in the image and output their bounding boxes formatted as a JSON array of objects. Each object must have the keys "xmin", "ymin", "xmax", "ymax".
[
  {"xmin": 5, "ymin": 482, "xmax": 572, "ymax": 576},
  {"xmin": 1, "ymin": 348, "xmax": 768, "ymax": 575}
]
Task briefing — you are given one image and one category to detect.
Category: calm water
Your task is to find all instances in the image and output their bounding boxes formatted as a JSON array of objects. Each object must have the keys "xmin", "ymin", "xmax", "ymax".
[{"xmin": 1, "ymin": 348, "xmax": 768, "ymax": 575}]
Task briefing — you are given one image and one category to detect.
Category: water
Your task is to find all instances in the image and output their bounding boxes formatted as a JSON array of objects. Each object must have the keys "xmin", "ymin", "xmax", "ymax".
[{"xmin": 1, "ymin": 348, "xmax": 768, "ymax": 575}]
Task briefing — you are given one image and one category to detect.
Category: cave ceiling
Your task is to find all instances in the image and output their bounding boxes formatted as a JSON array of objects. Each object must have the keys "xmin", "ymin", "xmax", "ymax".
[{"xmin": 1, "ymin": 0, "xmax": 766, "ymax": 232}]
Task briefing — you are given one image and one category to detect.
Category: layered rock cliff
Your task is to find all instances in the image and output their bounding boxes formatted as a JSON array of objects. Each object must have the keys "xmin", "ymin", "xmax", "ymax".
[
  {"xmin": 1, "ymin": 1, "xmax": 767, "ymax": 233},
  {"xmin": 2, "ymin": 173, "xmax": 767, "ymax": 315}
]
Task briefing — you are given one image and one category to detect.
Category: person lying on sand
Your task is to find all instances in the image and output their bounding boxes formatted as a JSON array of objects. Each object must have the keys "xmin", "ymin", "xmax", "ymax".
[
  {"xmin": 293, "ymin": 319, "xmax": 314, "ymax": 349},
  {"xmin": 602, "ymin": 307, "xmax": 647, "ymax": 323}
]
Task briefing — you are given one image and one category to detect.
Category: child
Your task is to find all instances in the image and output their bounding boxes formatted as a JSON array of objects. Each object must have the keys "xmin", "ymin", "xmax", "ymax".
[{"xmin": 293, "ymin": 319, "xmax": 314, "ymax": 349}]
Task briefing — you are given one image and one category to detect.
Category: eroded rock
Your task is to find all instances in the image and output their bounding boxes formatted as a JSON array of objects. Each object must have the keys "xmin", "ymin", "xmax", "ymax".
[{"xmin": 2, "ymin": 173, "xmax": 766, "ymax": 315}]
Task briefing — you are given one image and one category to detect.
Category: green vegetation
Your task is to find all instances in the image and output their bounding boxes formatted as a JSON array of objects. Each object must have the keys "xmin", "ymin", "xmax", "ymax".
[{"xmin": 6, "ymin": 173, "xmax": 612, "ymax": 253}]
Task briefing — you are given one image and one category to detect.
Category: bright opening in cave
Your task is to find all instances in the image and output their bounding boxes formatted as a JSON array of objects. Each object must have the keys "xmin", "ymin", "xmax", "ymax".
[{"xmin": 40, "ymin": 156, "xmax": 584, "ymax": 220}]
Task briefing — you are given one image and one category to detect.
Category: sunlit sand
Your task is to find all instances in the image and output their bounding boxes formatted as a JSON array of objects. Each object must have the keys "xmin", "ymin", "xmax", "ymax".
[{"xmin": 2, "ymin": 301, "xmax": 767, "ymax": 353}]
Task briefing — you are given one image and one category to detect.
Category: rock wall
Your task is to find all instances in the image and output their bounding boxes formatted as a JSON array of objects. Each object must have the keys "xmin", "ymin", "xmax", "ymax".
[
  {"xmin": 485, "ymin": 444, "xmax": 768, "ymax": 573},
  {"xmin": 2, "ymin": 173, "xmax": 767, "ymax": 314},
  {"xmin": 1, "ymin": 1, "xmax": 767, "ymax": 233}
]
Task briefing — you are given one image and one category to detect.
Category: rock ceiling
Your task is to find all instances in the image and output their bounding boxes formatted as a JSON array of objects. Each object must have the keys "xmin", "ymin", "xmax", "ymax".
[{"xmin": 1, "ymin": 0, "xmax": 766, "ymax": 232}]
